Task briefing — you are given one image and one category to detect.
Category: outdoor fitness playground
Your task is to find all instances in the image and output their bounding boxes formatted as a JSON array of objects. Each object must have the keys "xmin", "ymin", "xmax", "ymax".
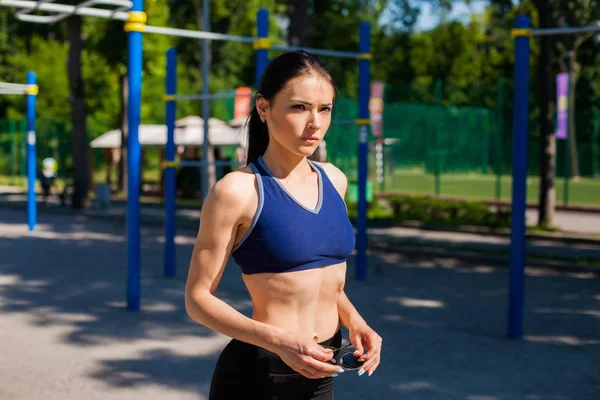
[{"xmin": 0, "ymin": 1, "xmax": 599, "ymax": 399}]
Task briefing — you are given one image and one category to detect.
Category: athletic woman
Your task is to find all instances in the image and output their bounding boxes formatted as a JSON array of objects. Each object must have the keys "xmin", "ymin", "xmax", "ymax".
[{"xmin": 185, "ymin": 51, "xmax": 382, "ymax": 400}]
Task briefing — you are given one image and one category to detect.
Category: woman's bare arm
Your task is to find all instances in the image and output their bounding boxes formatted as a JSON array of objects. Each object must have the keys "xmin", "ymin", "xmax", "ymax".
[
  {"xmin": 321, "ymin": 161, "xmax": 382, "ymax": 375},
  {"xmin": 184, "ymin": 171, "xmax": 284, "ymax": 352}
]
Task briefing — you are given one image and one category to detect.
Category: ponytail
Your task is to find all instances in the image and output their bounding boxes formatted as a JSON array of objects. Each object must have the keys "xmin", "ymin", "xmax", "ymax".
[{"xmin": 246, "ymin": 105, "xmax": 269, "ymax": 164}]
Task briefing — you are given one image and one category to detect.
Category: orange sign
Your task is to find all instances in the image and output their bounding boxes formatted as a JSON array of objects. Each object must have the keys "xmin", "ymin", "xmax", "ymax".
[{"xmin": 234, "ymin": 87, "xmax": 252, "ymax": 119}]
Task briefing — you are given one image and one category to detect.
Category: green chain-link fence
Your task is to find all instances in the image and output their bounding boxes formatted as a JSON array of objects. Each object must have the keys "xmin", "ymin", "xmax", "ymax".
[
  {"xmin": 326, "ymin": 79, "xmax": 600, "ymax": 206},
  {"xmin": 1, "ymin": 83, "xmax": 599, "ymax": 205}
]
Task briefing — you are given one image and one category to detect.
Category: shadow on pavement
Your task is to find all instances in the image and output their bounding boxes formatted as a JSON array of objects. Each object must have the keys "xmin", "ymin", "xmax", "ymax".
[{"xmin": 0, "ymin": 209, "xmax": 598, "ymax": 399}]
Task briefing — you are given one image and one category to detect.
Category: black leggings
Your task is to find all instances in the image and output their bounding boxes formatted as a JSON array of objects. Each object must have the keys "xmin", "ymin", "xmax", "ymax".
[{"xmin": 209, "ymin": 329, "xmax": 342, "ymax": 400}]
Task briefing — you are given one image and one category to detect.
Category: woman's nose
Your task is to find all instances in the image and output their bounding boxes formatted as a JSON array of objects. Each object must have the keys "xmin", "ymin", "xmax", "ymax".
[{"xmin": 308, "ymin": 113, "xmax": 321, "ymax": 130}]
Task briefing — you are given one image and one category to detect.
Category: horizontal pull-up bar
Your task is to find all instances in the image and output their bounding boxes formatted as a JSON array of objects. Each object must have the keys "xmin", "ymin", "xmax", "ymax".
[
  {"xmin": 271, "ymin": 44, "xmax": 365, "ymax": 59},
  {"xmin": 0, "ymin": 82, "xmax": 38, "ymax": 95},
  {"xmin": 162, "ymin": 160, "xmax": 240, "ymax": 169},
  {"xmin": 15, "ymin": 0, "xmax": 131, "ymax": 24},
  {"xmin": 512, "ymin": 23, "xmax": 600, "ymax": 37},
  {"xmin": 332, "ymin": 119, "xmax": 368, "ymax": 125},
  {"xmin": 1, "ymin": 1, "xmax": 373, "ymax": 53},
  {"xmin": 1, "ymin": 0, "xmax": 131, "ymax": 20},
  {"xmin": 144, "ymin": 25, "xmax": 255, "ymax": 43},
  {"xmin": 164, "ymin": 92, "xmax": 253, "ymax": 102}
]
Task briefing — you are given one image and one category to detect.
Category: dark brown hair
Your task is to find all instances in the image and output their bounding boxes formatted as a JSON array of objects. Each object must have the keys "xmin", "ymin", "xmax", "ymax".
[{"xmin": 246, "ymin": 51, "xmax": 336, "ymax": 164}]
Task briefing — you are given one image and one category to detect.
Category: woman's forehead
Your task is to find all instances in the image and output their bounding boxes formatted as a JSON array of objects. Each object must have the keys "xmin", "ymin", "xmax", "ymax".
[{"xmin": 279, "ymin": 75, "xmax": 335, "ymax": 101}]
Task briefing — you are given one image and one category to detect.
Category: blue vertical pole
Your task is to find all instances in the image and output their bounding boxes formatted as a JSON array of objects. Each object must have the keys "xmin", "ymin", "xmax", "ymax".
[
  {"xmin": 164, "ymin": 48, "xmax": 177, "ymax": 278},
  {"xmin": 255, "ymin": 8, "xmax": 269, "ymax": 86},
  {"xmin": 508, "ymin": 16, "xmax": 530, "ymax": 340},
  {"xmin": 26, "ymin": 72, "xmax": 37, "ymax": 231},
  {"xmin": 126, "ymin": 1, "xmax": 144, "ymax": 311},
  {"xmin": 356, "ymin": 23, "xmax": 370, "ymax": 281}
]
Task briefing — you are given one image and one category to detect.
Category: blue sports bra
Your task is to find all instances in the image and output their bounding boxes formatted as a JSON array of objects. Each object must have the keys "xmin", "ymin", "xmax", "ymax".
[{"xmin": 231, "ymin": 156, "xmax": 356, "ymax": 275}]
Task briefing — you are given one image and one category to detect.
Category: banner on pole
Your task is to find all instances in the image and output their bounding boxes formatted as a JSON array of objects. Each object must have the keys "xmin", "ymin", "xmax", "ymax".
[
  {"xmin": 556, "ymin": 73, "xmax": 569, "ymax": 140},
  {"xmin": 369, "ymin": 81, "xmax": 384, "ymax": 138},
  {"xmin": 234, "ymin": 87, "xmax": 252, "ymax": 119}
]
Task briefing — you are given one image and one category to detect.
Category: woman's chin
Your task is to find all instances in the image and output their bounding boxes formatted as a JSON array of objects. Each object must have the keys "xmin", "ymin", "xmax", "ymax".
[{"xmin": 296, "ymin": 148, "xmax": 317, "ymax": 158}]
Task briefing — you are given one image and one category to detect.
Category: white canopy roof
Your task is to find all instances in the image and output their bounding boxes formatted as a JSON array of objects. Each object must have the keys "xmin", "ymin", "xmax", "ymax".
[{"xmin": 89, "ymin": 117, "xmax": 246, "ymax": 148}]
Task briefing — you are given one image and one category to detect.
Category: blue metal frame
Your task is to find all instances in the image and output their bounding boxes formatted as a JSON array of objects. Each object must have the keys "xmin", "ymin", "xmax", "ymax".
[
  {"xmin": 26, "ymin": 71, "xmax": 37, "ymax": 231},
  {"xmin": 508, "ymin": 16, "xmax": 531, "ymax": 340},
  {"xmin": 126, "ymin": 0, "xmax": 144, "ymax": 311},
  {"xmin": 255, "ymin": 9, "xmax": 269, "ymax": 85},
  {"xmin": 356, "ymin": 22, "xmax": 371, "ymax": 281},
  {"xmin": 164, "ymin": 48, "xmax": 177, "ymax": 278}
]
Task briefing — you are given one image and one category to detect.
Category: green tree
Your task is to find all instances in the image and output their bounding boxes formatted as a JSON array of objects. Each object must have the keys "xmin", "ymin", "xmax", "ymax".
[{"xmin": 552, "ymin": 0, "xmax": 600, "ymax": 178}]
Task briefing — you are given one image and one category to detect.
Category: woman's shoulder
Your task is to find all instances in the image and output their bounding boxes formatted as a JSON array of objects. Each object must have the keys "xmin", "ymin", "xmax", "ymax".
[
  {"xmin": 311, "ymin": 161, "xmax": 348, "ymax": 195},
  {"xmin": 208, "ymin": 166, "xmax": 258, "ymax": 209}
]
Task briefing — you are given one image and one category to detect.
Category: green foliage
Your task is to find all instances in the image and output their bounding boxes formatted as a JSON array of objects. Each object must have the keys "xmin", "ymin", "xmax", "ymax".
[
  {"xmin": 347, "ymin": 194, "xmax": 512, "ymax": 228},
  {"xmin": 0, "ymin": 0, "xmax": 598, "ymax": 169},
  {"xmin": 346, "ymin": 198, "xmax": 394, "ymax": 221},
  {"xmin": 8, "ymin": 37, "xmax": 70, "ymax": 122}
]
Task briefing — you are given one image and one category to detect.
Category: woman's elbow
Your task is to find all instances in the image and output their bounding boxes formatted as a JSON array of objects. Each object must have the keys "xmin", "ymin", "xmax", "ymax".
[{"xmin": 184, "ymin": 286, "xmax": 210, "ymax": 324}]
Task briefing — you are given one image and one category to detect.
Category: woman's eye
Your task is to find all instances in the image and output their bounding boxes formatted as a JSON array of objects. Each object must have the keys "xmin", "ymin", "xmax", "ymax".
[
  {"xmin": 292, "ymin": 104, "xmax": 305, "ymax": 110},
  {"xmin": 321, "ymin": 107, "xmax": 332, "ymax": 113}
]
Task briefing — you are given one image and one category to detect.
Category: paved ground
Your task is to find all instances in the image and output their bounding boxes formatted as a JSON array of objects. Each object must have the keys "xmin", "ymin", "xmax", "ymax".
[
  {"xmin": 1, "ymin": 209, "xmax": 598, "ymax": 400},
  {"xmin": 525, "ymin": 209, "xmax": 600, "ymax": 234},
  {"xmin": 2, "ymin": 186, "xmax": 600, "ymax": 235}
]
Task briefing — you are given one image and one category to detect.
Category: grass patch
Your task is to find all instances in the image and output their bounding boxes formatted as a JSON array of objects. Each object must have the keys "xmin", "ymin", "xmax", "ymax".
[{"xmin": 377, "ymin": 169, "xmax": 600, "ymax": 207}]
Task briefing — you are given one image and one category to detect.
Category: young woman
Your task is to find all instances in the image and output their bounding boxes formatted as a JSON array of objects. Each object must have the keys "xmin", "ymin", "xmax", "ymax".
[{"xmin": 185, "ymin": 51, "xmax": 382, "ymax": 399}]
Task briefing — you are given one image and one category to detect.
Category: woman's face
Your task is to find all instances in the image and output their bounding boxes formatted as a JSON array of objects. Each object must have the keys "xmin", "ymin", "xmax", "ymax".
[{"xmin": 258, "ymin": 74, "xmax": 334, "ymax": 158}]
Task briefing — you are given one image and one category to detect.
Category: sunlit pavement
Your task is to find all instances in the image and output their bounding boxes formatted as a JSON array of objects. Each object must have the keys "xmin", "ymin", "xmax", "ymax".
[{"xmin": 0, "ymin": 209, "xmax": 598, "ymax": 399}]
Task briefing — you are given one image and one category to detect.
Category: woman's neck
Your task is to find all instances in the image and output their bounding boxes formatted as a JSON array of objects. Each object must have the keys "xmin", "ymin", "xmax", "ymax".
[{"xmin": 261, "ymin": 143, "xmax": 312, "ymax": 180}]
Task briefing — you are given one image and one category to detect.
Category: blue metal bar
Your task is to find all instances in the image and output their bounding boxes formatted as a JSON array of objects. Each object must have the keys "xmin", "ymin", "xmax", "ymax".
[
  {"xmin": 255, "ymin": 8, "xmax": 269, "ymax": 86},
  {"xmin": 126, "ymin": 0, "xmax": 144, "ymax": 311},
  {"xmin": 164, "ymin": 47, "xmax": 177, "ymax": 278},
  {"xmin": 508, "ymin": 16, "xmax": 530, "ymax": 340},
  {"xmin": 356, "ymin": 22, "xmax": 370, "ymax": 281},
  {"xmin": 26, "ymin": 71, "xmax": 36, "ymax": 231}
]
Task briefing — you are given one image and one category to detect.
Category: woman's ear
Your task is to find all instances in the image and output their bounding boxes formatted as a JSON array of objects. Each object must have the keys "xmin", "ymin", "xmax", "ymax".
[{"xmin": 256, "ymin": 96, "xmax": 269, "ymax": 117}]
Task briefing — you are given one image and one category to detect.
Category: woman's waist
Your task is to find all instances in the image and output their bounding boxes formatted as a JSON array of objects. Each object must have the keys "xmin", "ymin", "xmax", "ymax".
[{"xmin": 251, "ymin": 304, "xmax": 340, "ymax": 343}]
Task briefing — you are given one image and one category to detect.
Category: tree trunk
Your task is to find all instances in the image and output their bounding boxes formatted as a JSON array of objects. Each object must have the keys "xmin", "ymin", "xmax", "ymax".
[
  {"xmin": 67, "ymin": 16, "xmax": 89, "ymax": 209},
  {"xmin": 118, "ymin": 74, "xmax": 128, "ymax": 194},
  {"xmin": 535, "ymin": 0, "xmax": 556, "ymax": 227},
  {"xmin": 568, "ymin": 51, "xmax": 580, "ymax": 178},
  {"xmin": 288, "ymin": 0, "xmax": 308, "ymax": 47},
  {"xmin": 193, "ymin": 0, "xmax": 216, "ymax": 195}
]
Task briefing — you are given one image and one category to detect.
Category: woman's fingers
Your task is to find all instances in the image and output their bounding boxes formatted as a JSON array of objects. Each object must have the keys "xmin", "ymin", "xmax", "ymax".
[
  {"xmin": 360, "ymin": 351, "xmax": 380, "ymax": 373},
  {"xmin": 309, "ymin": 346, "xmax": 335, "ymax": 363},
  {"xmin": 359, "ymin": 342, "xmax": 381, "ymax": 375},
  {"xmin": 300, "ymin": 355, "xmax": 344, "ymax": 378}
]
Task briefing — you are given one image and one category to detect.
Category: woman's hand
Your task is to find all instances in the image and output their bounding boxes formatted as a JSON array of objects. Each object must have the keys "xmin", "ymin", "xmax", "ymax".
[
  {"xmin": 349, "ymin": 323, "xmax": 382, "ymax": 376},
  {"xmin": 274, "ymin": 332, "xmax": 345, "ymax": 379}
]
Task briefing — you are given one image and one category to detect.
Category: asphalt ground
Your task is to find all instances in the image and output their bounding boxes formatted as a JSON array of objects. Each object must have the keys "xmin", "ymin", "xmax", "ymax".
[{"xmin": 0, "ymin": 209, "xmax": 598, "ymax": 399}]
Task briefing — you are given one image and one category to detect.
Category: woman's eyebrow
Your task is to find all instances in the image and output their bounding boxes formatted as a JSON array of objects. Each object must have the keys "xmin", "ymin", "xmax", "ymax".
[{"xmin": 289, "ymin": 99, "xmax": 333, "ymax": 106}]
